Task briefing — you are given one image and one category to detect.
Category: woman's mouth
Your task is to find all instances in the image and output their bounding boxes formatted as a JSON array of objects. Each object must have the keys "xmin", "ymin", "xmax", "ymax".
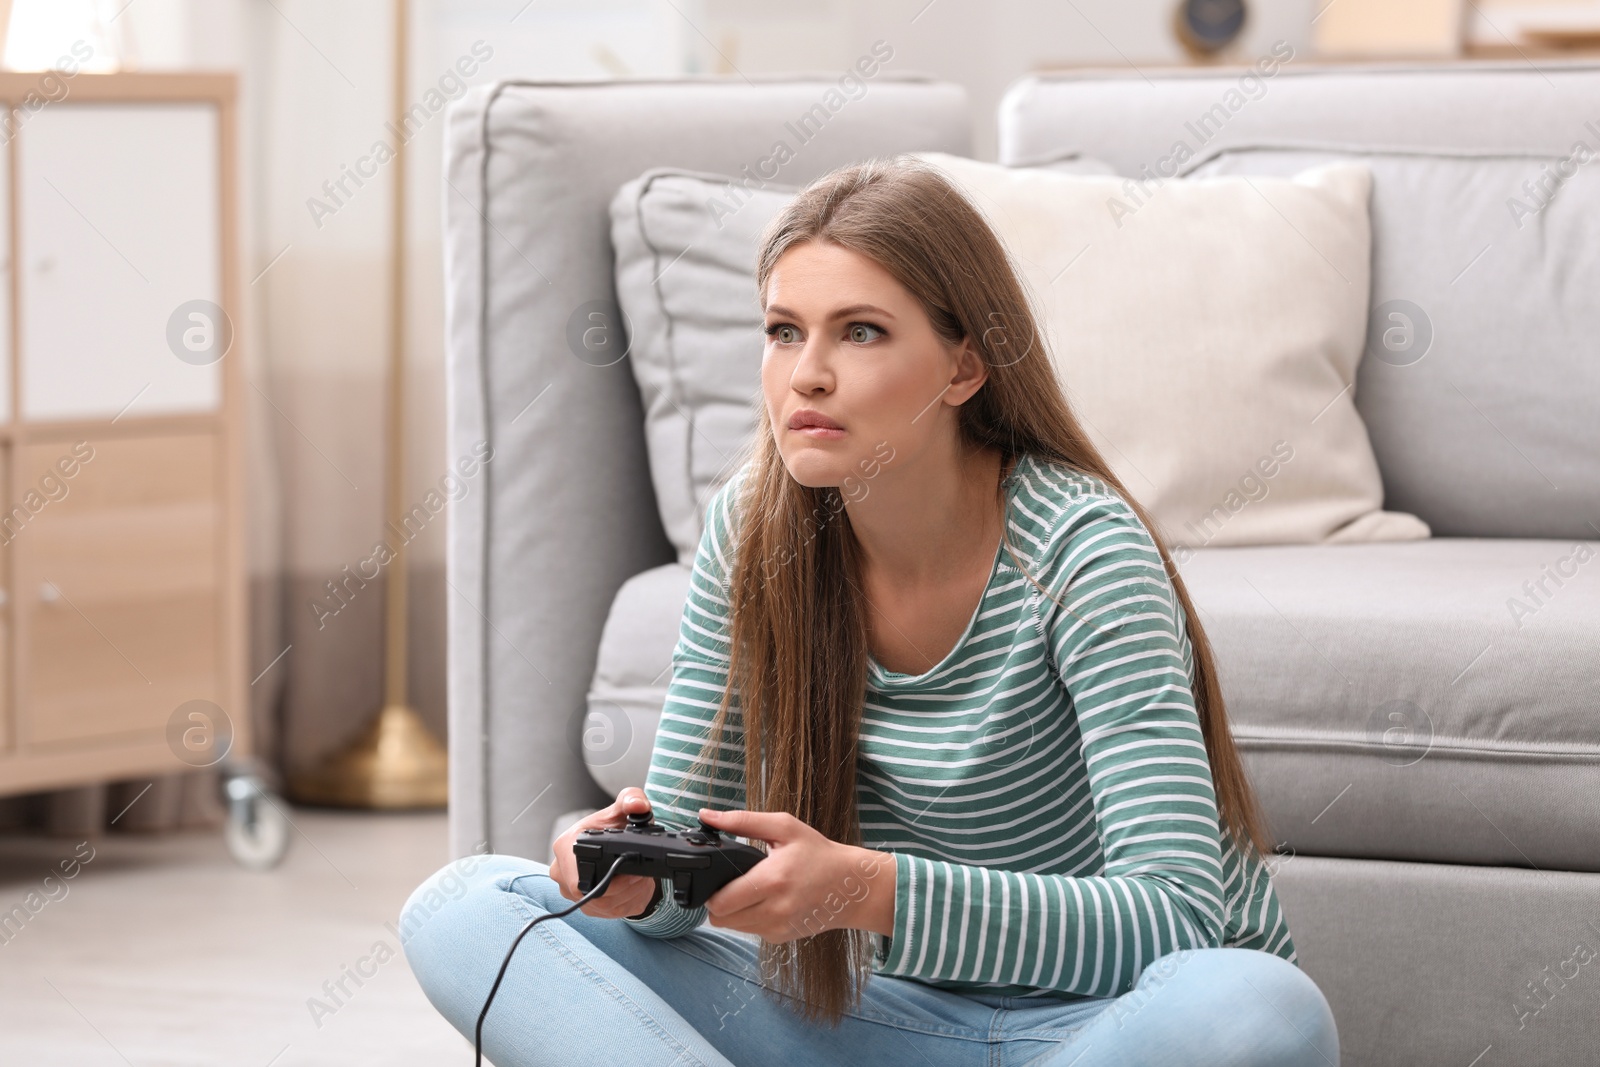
[{"xmin": 788, "ymin": 409, "xmax": 846, "ymax": 440}]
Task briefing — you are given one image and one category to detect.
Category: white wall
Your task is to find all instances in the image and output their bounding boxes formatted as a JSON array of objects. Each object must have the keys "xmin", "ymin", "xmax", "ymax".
[{"xmin": 689, "ymin": 0, "xmax": 1315, "ymax": 158}]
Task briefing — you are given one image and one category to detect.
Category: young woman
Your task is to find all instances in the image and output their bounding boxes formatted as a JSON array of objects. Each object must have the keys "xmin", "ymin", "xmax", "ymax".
[{"xmin": 403, "ymin": 157, "xmax": 1339, "ymax": 1066}]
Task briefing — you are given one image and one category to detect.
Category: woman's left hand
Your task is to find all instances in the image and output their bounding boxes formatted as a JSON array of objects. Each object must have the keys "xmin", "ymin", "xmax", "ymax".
[{"xmin": 696, "ymin": 808, "xmax": 897, "ymax": 943}]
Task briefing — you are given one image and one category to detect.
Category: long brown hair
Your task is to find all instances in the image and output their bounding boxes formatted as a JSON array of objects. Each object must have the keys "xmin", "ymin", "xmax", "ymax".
[{"xmin": 699, "ymin": 155, "xmax": 1273, "ymax": 1024}]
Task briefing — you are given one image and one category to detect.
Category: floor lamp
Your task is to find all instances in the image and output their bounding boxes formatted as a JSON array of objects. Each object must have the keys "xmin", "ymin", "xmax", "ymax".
[{"xmin": 290, "ymin": 0, "xmax": 448, "ymax": 809}]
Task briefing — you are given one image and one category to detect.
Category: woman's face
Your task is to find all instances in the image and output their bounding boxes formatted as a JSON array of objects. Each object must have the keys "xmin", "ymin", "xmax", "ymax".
[{"xmin": 761, "ymin": 239, "xmax": 985, "ymax": 490}]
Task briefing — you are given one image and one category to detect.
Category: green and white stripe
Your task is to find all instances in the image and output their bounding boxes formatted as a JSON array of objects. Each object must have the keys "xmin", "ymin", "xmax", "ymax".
[{"xmin": 627, "ymin": 453, "xmax": 1297, "ymax": 999}]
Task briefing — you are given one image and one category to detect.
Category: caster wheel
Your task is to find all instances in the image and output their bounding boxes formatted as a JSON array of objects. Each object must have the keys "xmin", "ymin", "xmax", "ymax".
[{"xmin": 224, "ymin": 773, "xmax": 292, "ymax": 870}]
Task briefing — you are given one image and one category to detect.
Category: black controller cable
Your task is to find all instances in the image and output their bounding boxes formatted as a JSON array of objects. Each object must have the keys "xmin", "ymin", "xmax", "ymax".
[{"xmin": 474, "ymin": 852, "xmax": 633, "ymax": 1067}]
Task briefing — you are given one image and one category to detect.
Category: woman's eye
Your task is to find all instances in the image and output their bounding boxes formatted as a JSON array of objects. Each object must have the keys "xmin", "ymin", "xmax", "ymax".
[
  {"xmin": 848, "ymin": 323, "xmax": 883, "ymax": 344},
  {"xmin": 769, "ymin": 324, "xmax": 800, "ymax": 344}
]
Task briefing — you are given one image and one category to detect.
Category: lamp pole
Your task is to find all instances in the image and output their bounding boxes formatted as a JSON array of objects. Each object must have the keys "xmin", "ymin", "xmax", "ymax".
[{"xmin": 289, "ymin": 0, "xmax": 448, "ymax": 809}]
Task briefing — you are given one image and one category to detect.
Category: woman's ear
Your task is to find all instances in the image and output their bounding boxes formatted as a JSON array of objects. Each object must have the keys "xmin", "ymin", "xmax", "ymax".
[{"xmin": 947, "ymin": 337, "xmax": 989, "ymax": 404}]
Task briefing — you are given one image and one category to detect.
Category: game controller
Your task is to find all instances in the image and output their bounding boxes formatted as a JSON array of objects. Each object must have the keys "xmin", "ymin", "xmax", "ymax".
[{"xmin": 573, "ymin": 811, "xmax": 766, "ymax": 909}]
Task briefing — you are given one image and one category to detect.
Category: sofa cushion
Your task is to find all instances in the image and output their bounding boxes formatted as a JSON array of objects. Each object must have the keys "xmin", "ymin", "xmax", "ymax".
[
  {"xmin": 609, "ymin": 171, "xmax": 796, "ymax": 565},
  {"xmin": 593, "ymin": 536, "xmax": 1600, "ymax": 870},
  {"xmin": 1186, "ymin": 146, "xmax": 1600, "ymax": 543},
  {"xmin": 585, "ymin": 561, "xmax": 691, "ymax": 797},
  {"xmin": 914, "ymin": 150, "xmax": 1429, "ymax": 550},
  {"xmin": 1181, "ymin": 536, "xmax": 1600, "ymax": 872}
]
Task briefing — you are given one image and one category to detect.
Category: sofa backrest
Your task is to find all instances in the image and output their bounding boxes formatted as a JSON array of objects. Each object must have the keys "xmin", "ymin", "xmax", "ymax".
[
  {"xmin": 442, "ymin": 75, "xmax": 969, "ymax": 859},
  {"xmin": 999, "ymin": 59, "xmax": 1600, "ymax": 541}
]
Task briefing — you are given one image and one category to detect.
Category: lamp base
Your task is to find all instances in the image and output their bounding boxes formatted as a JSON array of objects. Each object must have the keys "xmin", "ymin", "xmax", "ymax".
[{"xmin": 288, "ymin": 703, "xmax": 448, "ymax": 809}]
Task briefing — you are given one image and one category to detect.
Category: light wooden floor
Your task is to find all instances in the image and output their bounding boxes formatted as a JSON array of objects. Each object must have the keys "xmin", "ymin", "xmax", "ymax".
[{"xmin": 0, "ymin": 808, "xmax": 473, "ymax": 1066}]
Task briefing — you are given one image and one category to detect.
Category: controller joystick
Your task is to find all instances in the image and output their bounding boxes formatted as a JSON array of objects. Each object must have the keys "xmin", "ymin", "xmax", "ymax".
[
  {"xmin": 574, "ymin": 813, "xmax": 765, "ymax": 909},
  {"xmin": 625, "ymin": 808, "xmax": 654, "ymax": 830}
]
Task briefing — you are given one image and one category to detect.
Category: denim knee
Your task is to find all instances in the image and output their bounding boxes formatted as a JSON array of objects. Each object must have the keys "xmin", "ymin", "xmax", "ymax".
[
  {"xmin": 1219, "ymin": 949, "xmax": 1339, "ymax": 1065},
  {"xmin": 397, "ymin": 854, "xmax": 550, "ymax": 971}
]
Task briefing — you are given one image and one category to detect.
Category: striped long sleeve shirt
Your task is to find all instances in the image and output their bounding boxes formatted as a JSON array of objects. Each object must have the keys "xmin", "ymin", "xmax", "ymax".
[{"xmin": 625, "ymin": 452, "xmax": 1298, "ymax": 1000}]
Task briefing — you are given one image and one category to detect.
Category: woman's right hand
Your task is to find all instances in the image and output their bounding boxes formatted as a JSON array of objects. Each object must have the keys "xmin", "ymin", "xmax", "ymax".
[{"xmin": 549, "ymin": 786, "xmax": 662, "ymax": 919}]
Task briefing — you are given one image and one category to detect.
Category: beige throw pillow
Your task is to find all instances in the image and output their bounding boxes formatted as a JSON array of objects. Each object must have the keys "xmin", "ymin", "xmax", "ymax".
[{"xmin": 914, "ymin": 151, "xmax": 1430, "ymax": 549}]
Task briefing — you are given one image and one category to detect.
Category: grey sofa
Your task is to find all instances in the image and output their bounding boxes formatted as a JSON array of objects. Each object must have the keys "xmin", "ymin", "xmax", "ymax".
[{"xmin": 442, "ymin": 63, "xmax": 1600, "ymax": 1067}]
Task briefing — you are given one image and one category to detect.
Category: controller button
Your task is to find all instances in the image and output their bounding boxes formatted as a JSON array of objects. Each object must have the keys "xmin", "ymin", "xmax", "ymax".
[
  {"xmin": 685, "ymin": 833, "xmax": 708, "ymax": 845},
  {"xmin": 604, "ymin": 827, "xmax": 624, "ymax": 833}
]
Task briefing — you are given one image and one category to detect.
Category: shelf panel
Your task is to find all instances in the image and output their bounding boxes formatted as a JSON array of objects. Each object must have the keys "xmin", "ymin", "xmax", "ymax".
[
  {"xmin": 15, "ymin": 432, "xmax": 222, "ymax": 750},
  {"xmin": 17, "ymin": 102, "xmax": 223, "ymax": 421}
]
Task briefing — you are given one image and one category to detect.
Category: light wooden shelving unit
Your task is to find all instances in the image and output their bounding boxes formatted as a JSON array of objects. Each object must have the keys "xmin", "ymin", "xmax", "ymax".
[{"xmin": 0, "ymin": 72, "xmax": 247, "ymax": 802}]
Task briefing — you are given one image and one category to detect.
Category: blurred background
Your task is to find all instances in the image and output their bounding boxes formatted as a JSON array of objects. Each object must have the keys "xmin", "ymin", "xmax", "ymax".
[{"xmin": 0, "ymin": 0, "xmax": 1596, "ymax": 1063}]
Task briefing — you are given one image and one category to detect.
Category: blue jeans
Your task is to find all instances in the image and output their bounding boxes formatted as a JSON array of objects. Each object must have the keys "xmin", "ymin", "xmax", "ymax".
[{"xmin": 401, "ymin": 854, "xmax": 1338, "ymax": 1067}]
